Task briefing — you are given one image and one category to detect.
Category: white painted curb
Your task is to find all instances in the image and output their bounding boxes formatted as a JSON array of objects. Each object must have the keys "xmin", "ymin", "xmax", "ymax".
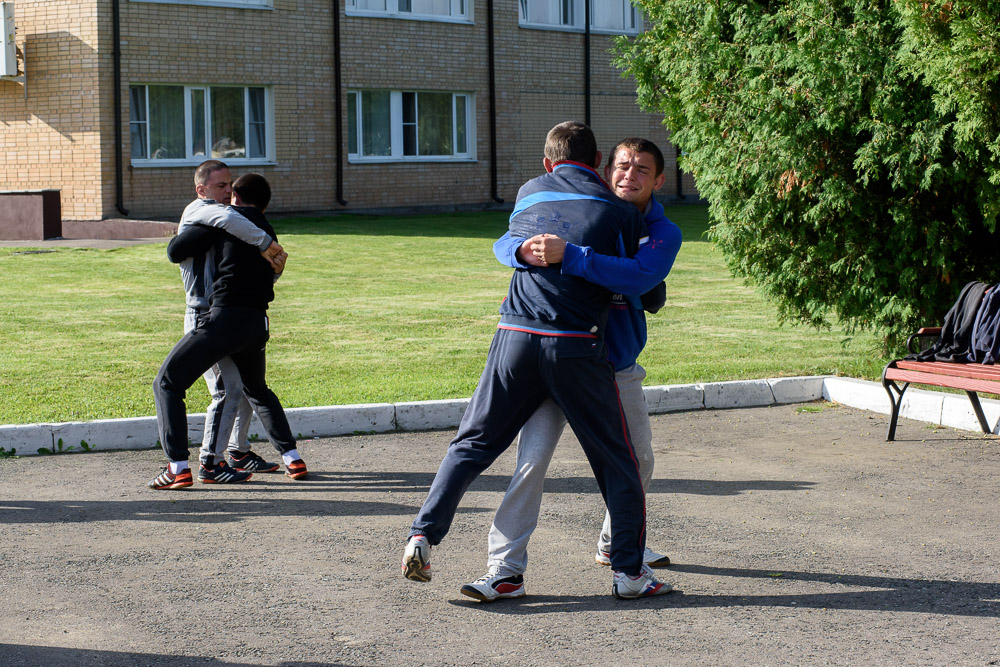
[{"xmin": 2, "ymin": 375, "xmax": 995, "ymax": 457}]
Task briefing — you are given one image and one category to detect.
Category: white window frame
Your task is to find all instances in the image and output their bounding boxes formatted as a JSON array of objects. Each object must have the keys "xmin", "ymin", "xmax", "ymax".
[
  {"xmin": 345, "ymin": 0, "xmax": 472, "ymax": 25},
  {"xmin": 129, "ymin": 84, "xmax": 275, "ymax": 167},
  {"xmin": 129, "ymin": 0, "xmax": 272, "ymax": 9},
  {"xmin": 347, "ymin": 89, "xmax": 476, "ymax": 163},
  {"xmin": 518, "ymin": 0, "xmax": 641, "ymax": 35}
]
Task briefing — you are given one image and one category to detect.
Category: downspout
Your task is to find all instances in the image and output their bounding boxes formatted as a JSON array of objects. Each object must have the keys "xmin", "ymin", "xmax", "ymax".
[
  {"xmin": 112, "ymin": 0, "xmax": 128, "ymax": 216},
  {"xmin": 333, "ymin": 0, "xmax": 347, "ymax": 205},
  {"xmin": 583, "ymin": 0, "xmax": 590, "ymax": 125},
  {"xmin": 675, "ymin": 151, "xmax": 683, "ymax": 199},
  {"xmin": 487, "ymin": 0, "xmax": 503, "ymax": 203}
]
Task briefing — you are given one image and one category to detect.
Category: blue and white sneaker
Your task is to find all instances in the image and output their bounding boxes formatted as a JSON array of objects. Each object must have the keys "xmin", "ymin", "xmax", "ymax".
[
  {"xmin": 460, "ymin": 570, "xmax": 526, "ymax": 602},
  {"xmin": 611, "ymin": 568, "xmax": 673, "ymax": 599}
]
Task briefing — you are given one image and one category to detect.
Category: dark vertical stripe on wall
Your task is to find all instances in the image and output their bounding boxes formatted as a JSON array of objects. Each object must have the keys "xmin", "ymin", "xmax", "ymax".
[
  {"xmin": 488, "ymin": 0, "xmax": 503, "ymax": 203},
  {"xmin": 333, "ymin": 1, "xmax": 347, "ymax": 205},
  {"xmin": 584, "ymin": 0, "xmax": 591, "ymax": 126},
  {"xmin": 113, "ymin": 0, "xmax": 128, "ymax": 216}
]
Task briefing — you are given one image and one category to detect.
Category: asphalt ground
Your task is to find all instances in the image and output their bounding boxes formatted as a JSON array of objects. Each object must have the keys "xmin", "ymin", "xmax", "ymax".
[{"xmin": 1, "ymin": 402, "xmax": 998, "ymax": 666}]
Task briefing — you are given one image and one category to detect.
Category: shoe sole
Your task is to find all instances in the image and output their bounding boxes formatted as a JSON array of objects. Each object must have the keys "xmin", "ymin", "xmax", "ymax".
[
  {"xmin": 402, "ymin": 556, "xmax": 431, "ymax": 582},
  {"xmin": 151, "ymin": 480, "xmax": 193, "ymax": 490},
  {"xmin": 285, "ymin": 469, "xmax": 308, "ymax": 479},
  {"xmin": 199, "ymin": 476, "xmax": 253, "ymax": 484},
  {"xmin": 612, "ymin": 582, "xmax": 674, "ymax": 599},
  {"xmin": 459, "ymin": 585, "xmax": 526, "ymax": 602}
]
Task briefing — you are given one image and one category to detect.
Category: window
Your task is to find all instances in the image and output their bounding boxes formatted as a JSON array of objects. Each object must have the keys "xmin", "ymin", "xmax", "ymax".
[
  {"xmin": 129, "ymin": 0, "xmax": 271, "ymax": 8},
  {"xmin": 129, "ymin": 85, "xmax": 273, "ymax": 165},
  {"xmin": 347, "ymin": 90, "xmax": 474, "ymax": 161},
  {"xmin": 346, "ymin": 0, "xmax": 470, "ymax": 23},
  {"xmin": 518, "ymin": 0, "xmax": 640, "ymax": 34}
]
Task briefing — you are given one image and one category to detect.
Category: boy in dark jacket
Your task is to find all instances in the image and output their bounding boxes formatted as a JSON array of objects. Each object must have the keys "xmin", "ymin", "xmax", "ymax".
[{"xmin": 149, "ymin": 173, "xmax": 307, "ymax": 489}]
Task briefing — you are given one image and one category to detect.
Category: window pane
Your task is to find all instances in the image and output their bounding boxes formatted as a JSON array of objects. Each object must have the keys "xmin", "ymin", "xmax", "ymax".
[
  {"xmin": 361, "ymin": 90, "xmax": 391, "ymax": 156},
  {"xmin": 455, "ymin": 95, "xmax": 467, "ymax": 154},
  {"xmin": 417, "ymin": 92, "xmax": 452, "ymax": 156},
  {"xmin": 211, "ymin": 87, "xmax": 246, "ymax": 159},
  {"xmin": 398, "ymin": 0, "xmax": 411, "ymax": 10},
  {"xmin": 403, "ymin": 92, "xmax": 416, "ymax": 156},
  {"xmin": 190, "ymin": 89, "xmax": 206, "ymax": 157},
  {"xmin": 525, "ymin": 0, "xmax": 559, "ymax": 24},
  {"xmin": 148, "ymin": 85, "xmax": 184, "ymax": 160},
  {"xmin": 411, "ymin": 0, "xmax": 452, "ymax": 15},
  {"xmin": 248, "ymin": 87, "xmax": 266, "ymax": 158},
  {"xmin": 356, "ymin": 0, "xmax": 386, "ymax": 9},
  {"xmin": 347, "ymin": 91, "xmax": 358, "ymax": 155},
  {"xmin": 561, "ymin": 0, "xmax": 573, "ymax": 25},
  {"xmin": 129, "ymin": 86, "xmax": 147, "ymax": 159}
]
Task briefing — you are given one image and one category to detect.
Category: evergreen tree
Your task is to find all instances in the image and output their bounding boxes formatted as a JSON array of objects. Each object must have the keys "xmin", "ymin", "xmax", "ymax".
[{"xmin": 617, "ymin": 0, "xmax": 1000, "ymax": 348}]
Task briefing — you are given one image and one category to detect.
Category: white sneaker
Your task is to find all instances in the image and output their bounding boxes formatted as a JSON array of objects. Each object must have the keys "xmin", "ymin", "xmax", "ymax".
[
  {"xmin": 612, "ymin": 569, "xmax": 673, "ymax": 599},
  {"xmin": 595, "ymin": 547, "xmax": 671, "ymax": 568},
  {"xmin": 643, "ymin": 547, "xmax": 671, "ymax": 568},
  {"xmin": 460, "ymin": 570, "xmax": 526, "ymax": 602},
  {"xmin": 402, "ymin": 535, "xmax": 432, "ymax": 582}
]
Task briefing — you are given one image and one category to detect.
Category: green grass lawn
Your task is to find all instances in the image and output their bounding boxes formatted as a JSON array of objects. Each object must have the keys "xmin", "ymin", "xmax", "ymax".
[{"xmin": 0, "ymin": 205, "xmax": 888, "ymax": 425}]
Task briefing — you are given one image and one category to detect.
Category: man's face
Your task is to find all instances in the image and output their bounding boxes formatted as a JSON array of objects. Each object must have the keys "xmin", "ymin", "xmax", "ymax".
[
  {"xmin": 605, "ymin": 148, "xmax": 665, "ymax": 210},
  {"xmin": 197, "ymin": 168, "xmax": 233, "ymax": 203}
]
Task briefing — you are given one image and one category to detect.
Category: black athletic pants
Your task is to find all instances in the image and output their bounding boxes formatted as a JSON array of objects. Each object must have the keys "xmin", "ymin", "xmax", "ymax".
[
  {"xmin": 410, "ymin": 327, "xmax": 647, "ymax": 576},
  {"xmin": 153, "ymin": 305, "xmax": 296, "ymax": 463}
]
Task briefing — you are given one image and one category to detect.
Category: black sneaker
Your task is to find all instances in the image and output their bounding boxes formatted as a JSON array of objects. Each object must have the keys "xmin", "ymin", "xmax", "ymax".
[
  {"xmin": 198, "ymin": 461, "xmax": 253, "ymax": 484},
  {"xmin": 228, "ymin": 450, "xmax": 280, "ymax": 473}
]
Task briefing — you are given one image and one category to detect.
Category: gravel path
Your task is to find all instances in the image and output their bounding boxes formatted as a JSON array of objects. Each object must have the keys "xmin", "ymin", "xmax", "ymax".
[{"xmin": 1, "ymin": 402, "xmax": 998, "ymax": 666}]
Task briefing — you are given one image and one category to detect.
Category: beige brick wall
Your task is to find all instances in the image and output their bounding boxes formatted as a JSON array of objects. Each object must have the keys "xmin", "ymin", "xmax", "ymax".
[
  {"xmin": 1, "ymin": 0, "xmax": 697, "ymax": 221},
  {"xmin": 0, "ymin": 0, "xmax": 106, "ymax": 220}
]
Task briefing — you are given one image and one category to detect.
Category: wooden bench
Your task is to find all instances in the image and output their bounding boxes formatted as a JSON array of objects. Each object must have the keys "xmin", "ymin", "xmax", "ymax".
[{"xmin": 882, "ymin": 327, "xmax": 1000, "ymax": 440}]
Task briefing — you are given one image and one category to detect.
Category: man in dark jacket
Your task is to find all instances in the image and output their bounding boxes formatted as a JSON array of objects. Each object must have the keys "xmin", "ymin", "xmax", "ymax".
[
  {"xmin": 402, "ymin": 121, "xmax": 670, "ymax": 599},
  {"xmin": 148, "ymin": 173, "xmax": 307, "ymax": 489}
]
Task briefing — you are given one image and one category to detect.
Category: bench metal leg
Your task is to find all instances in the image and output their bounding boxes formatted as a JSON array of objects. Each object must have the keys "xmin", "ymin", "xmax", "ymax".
[
  {"xmin": 882, "ymin": 375, "xmax": 909, "ymax": 442},
  {"xmin": 965, "ymin": 391, "xmax": 995, "ymax": 434}
]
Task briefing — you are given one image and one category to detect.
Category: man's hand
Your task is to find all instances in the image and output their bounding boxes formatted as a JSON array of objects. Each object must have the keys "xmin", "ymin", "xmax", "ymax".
[
  {"xmin": 261, "ymin": 241, "xmax": 286, "ymax": 272},
  {"xmin": 530, "ymin": 234, "xmax": 567, "ymax": 265},
  {"xmin": 517, "ymin": 236, "xmax": 549, "ymax": 267},
  {"xmin": 271, "ymin": 249, "xmax": 288, "ymax": 274}
]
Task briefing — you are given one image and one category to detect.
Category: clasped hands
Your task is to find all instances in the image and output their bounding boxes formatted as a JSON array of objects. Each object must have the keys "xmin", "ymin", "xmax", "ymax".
[
  {"xmin": 261, "ymin": 241, "xmax": 288, "ymax": 273},
  {"xmin": 518, "ymin": 233, "xmax": 567, "ymax": 268}
]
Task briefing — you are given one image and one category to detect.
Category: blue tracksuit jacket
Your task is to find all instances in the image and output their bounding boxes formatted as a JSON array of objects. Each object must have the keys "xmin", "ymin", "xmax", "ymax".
[
  {"xmin": 498, "ymin": 161, "xmax": 649, "ymax": 342},
  {"xmin": 494, "ymin": 196, "xmax": 682, "ymax": 370}
]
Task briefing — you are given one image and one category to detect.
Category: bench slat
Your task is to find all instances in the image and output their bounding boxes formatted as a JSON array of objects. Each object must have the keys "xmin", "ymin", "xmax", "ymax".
[
  {"xmin": 884, "ymin": 367, "xmax": 1000, "ymax": 396},
  {"xmin": 891, "ymin": 360, "xmax": 1000, "ymax": 381}
]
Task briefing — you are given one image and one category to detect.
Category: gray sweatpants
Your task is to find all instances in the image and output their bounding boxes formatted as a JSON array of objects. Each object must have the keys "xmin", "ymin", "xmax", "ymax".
[
  {"xmin": 185, "ymin": 308, "xmax": 254, "ymax": 464},
  {"xmin": 486, "ymin": 363, "xmax": 655, "ymax": 576}
]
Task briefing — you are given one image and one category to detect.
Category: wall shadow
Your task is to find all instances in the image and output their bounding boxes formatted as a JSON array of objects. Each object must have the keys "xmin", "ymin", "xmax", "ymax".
[
  {"xmin": 0, "ymin": 644, "xmax": 351, "ymax": 667},
  {"xmin": 0, "ymin": 31, "xmax": 98, "ymax": 135},
  {"xmin": 0, "ymin": 472, "xmax": 813, "ymax": 524}
]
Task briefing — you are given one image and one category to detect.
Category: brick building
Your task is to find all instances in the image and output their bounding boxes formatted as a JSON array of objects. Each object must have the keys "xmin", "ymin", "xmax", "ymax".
[{"xmin": 0, "ymin": 0, "xmax": 696, "ymax": 223}]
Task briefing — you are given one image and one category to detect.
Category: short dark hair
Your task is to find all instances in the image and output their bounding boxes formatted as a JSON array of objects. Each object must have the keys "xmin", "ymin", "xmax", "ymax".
[
  {"xmin": 194, "ymin": 159, "xmax": 229, "ymax": 186},
  {"xmin": 606, "ymin": 138, "xmax": 665, "ymax": 177},
  {"xmin": 232, "ymin": 172, "xmax": 272, "ymax": 210},
  {"xmin": 544, "ymin": 121, "xmax": 598, "ymax": 165}
]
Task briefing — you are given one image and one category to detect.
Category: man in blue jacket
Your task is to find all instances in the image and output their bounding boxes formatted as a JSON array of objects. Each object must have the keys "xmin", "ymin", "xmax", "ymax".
[
  {"xmin": 402, "ymin": 122, "xmax": 671, "ymax": 599},
  {"xmin": 462, "ymin": 138, "xmax": 682, "ymax": 602}
]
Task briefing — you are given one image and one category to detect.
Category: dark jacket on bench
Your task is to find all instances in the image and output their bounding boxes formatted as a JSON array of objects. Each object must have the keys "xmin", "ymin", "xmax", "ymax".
[{"xmin": 910, "ymin": 281, "xmax": 989, "ymax": 363}]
